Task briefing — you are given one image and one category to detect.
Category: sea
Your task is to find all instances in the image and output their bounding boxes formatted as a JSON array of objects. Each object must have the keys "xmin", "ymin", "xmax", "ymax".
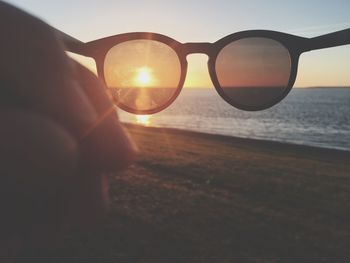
[{"xmin": 118, "ymin": 88, "xmax": 350, "ymax": 152}]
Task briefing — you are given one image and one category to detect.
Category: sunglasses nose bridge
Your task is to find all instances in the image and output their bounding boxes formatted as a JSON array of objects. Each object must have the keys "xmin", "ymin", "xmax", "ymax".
[{"xmin": 182, "ymin": 42, "xmax": 212, "ymax": 55}]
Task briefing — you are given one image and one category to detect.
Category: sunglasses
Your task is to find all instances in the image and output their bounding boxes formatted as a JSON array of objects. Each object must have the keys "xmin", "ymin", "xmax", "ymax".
[{"xmin": 61, "ymin": 29, "xmax": 350, "ymax": 114}]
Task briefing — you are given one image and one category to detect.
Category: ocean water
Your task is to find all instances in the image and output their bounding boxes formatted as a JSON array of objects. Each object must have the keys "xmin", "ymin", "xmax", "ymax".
[{"xmin": 118, "ymin": 88, "xmax": 350, "ymax": 151}]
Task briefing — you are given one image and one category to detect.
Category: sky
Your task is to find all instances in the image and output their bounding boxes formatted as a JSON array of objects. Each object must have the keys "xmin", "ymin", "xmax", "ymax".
[{"xmin": 4, "ymin": 0, "xmax": 350, "ymax": 88}]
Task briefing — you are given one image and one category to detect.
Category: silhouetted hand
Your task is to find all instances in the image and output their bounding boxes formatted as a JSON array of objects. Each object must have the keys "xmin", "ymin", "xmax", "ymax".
[{"xmin": 0, "ymin": 2, "xmax": 135, "ymax": 260}]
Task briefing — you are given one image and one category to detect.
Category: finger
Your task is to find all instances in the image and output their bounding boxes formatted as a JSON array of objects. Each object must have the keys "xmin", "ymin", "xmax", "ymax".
[
  {"xmin": 0, "ymin": 2, "xmax": 98, "ymax": 138},
  {"xmin": 0, "ymin": 110, "xmax": 79, "ymax": 238},
  {"xmin": 74, "ymin": 62, "xmax": 137, "ymax": 172}
]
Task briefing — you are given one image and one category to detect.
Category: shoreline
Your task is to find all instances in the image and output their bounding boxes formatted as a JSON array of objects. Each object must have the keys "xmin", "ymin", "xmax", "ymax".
[
  {"xmin": 118, "ymin": 87, "xmax": 350, "ymax": 153},
  {"xmin": 122, "ymin": 122, "xmax": 350, "ymax": 159}
]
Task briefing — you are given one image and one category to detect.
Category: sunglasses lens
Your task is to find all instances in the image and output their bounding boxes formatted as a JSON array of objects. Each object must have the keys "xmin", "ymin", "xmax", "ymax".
[
  {"xmin": 215, "ymin": 37, "xmax": 292, "ymax": 109},
  {"xmin": 104, "ymin": 40, "xmax": 181, "ymax": 113}
]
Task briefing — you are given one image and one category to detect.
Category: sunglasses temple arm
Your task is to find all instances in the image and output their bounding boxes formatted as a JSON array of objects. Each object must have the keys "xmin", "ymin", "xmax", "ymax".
[
  {"xmin": 54, "ymin": 28, "xmax": 87, "ymax": 55},
  {"xmin": 305, "ymin": 28, "xmax": 350, "ymax": 51}
]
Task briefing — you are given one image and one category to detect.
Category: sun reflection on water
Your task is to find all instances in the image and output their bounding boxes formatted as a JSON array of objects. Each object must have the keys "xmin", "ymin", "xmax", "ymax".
[{"xmin": 135, "ymin": 115, "xmax": 151, "ymax": 126}]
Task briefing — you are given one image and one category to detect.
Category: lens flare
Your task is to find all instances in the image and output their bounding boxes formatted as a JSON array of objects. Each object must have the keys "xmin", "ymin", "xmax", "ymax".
[{"xmin": 104, "ymin": 39, "xmax": 181, "ymax": 112}]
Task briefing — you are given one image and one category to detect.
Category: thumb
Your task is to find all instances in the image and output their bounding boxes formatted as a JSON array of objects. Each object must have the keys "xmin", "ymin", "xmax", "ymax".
[{"xmin": 0, "ymin": 110, "xmax": 79, "ymax": 237}]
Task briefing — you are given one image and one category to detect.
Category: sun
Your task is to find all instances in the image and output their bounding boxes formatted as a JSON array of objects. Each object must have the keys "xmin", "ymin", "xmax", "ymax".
[{"xmin": 134, "ymin": 67, "xmax": 153, "ymax": 87}]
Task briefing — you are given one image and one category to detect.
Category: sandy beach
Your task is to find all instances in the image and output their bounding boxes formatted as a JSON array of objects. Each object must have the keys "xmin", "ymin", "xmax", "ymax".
[{"xmin": 22, "ymin": 124, "xmax": 350, "ymax": 262}]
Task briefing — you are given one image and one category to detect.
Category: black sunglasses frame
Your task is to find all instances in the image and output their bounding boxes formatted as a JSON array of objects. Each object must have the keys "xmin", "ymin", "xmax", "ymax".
[{"xmin": 60, "ymin": 28, "xmax": 350, "ymax": 114}]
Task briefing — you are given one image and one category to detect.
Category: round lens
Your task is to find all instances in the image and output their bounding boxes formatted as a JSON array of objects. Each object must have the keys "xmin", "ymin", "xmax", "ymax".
[
  {"xmin": 104, "ymin": 40, "xmax": 182, "ymax": 113},
  {"xmin": 215, "ymin": 37, "xmax": 292, "ymax": 109}
]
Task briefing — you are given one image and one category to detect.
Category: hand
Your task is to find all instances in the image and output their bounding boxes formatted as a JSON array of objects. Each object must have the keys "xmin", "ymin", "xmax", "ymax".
[{"xmin": 0, "ymin": 1, "xmax": 135, "ymax": 257}]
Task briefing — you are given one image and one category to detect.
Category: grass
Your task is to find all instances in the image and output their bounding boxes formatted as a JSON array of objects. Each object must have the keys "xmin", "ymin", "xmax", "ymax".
[{"xmin": 19, "ymin": 124, "xmax": 350, "ymax": 262}]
